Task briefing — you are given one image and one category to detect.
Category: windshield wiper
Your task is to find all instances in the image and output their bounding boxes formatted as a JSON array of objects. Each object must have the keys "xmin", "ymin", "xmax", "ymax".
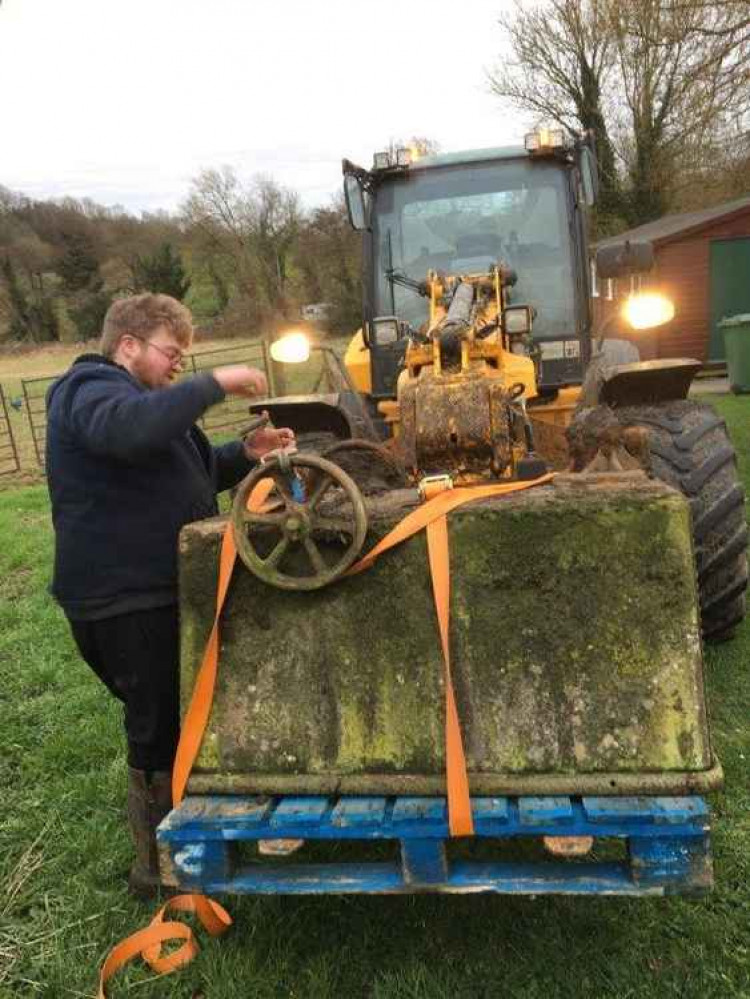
[
  {"xmin": 385, "ymin": 268, "xmax": 430, "ymax": 297},
  {"xmin": 383, "ymin": 228, "xmax": 430, "ymax": 302}
]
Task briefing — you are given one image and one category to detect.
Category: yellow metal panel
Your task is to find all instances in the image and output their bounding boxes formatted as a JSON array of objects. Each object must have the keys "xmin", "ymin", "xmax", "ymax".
[
  {"xmin": 344, "ymin": 329, "xmax": 372, "ymax": 394},
  {"xmin": 530, "ymin": 386, "xmax": 581, "ymax": 427},
  {"xmin": 502, "ymin": 352, "xmax": 538, "ymax": 399}
]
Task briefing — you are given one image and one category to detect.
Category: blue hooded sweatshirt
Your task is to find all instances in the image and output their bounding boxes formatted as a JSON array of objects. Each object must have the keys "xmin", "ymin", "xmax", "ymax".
[{"xmin": 46, "ymin": 353, "xmax": 254, "ymax": 619}]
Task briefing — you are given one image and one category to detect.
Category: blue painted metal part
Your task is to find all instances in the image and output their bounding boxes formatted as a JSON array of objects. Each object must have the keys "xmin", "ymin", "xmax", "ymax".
[{"xmin": 158, "ymin": 794, "xmax": 713, "ymax": 897}]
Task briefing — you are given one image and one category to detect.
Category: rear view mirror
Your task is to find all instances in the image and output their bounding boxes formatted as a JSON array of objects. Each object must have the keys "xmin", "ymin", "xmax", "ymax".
[
  {"xmin": 596, "ymin": 241, "xmax": 654, "ymax": 279},
  {"xmin": 579, "ymin": 147, "xmax": 598, "ymax": 207},
  {"xmin": 344, "ymin": 174, "xmax": 368, "ymax": 231}
]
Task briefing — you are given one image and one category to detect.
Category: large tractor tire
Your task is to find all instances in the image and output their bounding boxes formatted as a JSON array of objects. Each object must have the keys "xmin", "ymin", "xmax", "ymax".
[{"xmin": 614, "ymin": 399, "xmax": 748, "ymax": 642}]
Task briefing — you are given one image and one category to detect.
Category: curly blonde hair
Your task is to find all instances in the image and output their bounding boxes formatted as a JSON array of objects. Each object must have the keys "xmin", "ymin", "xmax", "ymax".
[{"xmin": 100, "ymin": 294, "xmax": 193, "ymax": 359}]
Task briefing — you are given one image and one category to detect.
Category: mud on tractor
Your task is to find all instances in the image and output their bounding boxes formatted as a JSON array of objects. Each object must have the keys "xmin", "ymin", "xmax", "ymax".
[{"xmin": 159, "ymin": 130, "xmax": 747, "ymax": 898}]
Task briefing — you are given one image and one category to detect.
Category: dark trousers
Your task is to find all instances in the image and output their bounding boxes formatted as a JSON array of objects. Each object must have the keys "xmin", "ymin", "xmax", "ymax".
[{"xmin": 68, "ymin": 606, "xmax": 180, "ymax": 772}]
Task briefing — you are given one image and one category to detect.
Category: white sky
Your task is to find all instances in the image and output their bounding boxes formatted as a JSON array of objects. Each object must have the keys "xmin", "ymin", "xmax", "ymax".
[{"xmin": 0, "ymin": 0, "xmax": 526, "ymax": 216}]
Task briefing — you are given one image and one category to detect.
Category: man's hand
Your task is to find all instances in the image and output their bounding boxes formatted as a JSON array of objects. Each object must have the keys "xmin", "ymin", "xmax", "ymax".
[
  {"xmin": 244, "ymin": 415, "xmax": 296, "ymax": 460},
  {"xmin": 212, "ymin": 365, "xmax": 268, "ymax": 397}
]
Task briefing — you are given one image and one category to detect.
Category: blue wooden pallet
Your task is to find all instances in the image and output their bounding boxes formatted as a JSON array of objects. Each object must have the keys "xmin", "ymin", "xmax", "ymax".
[{"xmin": 157, "ymin": 794, "xmax": 713, "ymax": 897}]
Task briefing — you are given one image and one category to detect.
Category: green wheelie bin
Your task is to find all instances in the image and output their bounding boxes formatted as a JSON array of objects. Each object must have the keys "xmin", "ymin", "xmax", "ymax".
[{"xmin": 721, "ymin": 313, "xmax": 750, "ymax": 394}]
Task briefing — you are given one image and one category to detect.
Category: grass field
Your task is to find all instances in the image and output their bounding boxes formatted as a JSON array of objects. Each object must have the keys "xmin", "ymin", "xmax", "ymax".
[{"xmin": 1, "ymin": 395, "xmax": 750, "ymax": 998}]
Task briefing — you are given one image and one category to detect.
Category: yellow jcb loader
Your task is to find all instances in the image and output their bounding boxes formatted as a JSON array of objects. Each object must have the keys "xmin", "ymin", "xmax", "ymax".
[
  {"xmin": 158, "ymin": 130, "xmax": 746, "ymax": 899},
  {"xmin": 255, "ymin": 129, "xmax": 747, "ymax": 640}
]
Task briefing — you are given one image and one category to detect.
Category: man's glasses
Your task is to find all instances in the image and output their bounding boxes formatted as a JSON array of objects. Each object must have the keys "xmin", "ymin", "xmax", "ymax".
[{"xmin": 128, "ymin": 334, "xmax": 185, "ymax": 367}]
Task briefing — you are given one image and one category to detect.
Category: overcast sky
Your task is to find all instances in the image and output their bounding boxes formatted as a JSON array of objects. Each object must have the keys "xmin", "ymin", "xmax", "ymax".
[{"xmin": 0, "ymin": 0, "xmax": 527, "ymax": 216}]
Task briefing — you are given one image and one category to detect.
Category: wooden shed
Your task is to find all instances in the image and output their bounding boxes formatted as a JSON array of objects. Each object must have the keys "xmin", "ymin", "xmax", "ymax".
[{"xmin": 593, "ymin": 195, "xmax": 750, "ymax": 363}]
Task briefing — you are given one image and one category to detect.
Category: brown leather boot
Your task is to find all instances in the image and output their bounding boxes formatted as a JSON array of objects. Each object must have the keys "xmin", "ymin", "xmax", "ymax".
[{"xmin": 126, "ymin": 767, "xmax": 173, "ymax": 900}]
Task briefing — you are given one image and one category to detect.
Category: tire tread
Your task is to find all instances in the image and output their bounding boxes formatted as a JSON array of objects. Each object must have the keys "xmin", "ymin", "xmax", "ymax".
[{"xmin": 615, "ymin": 400, "xmax": 748, "ymax": 642}]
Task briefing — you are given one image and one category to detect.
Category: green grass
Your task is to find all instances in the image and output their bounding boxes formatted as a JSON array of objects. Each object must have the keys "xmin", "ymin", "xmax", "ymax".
[{"xmin": 1, "ymin": 396, "xmax": 750, "ymax": 998}]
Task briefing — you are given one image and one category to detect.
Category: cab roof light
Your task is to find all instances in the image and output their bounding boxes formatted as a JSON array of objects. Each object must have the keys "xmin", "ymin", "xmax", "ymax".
[
  {"xmin": 525, "ymin": 127, "xmax": 566, "ymax": 155},
  {"xmin": 373, "ymin": 150, "xmax": 391, "ymax": 170},
  {"xmin": 396, "ymin": 147, "xmax": 412, "ymax": 167}
]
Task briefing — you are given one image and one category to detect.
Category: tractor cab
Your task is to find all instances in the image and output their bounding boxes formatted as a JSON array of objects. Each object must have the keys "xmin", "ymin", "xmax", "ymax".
[{"xmin": 343, "ymin": 129, "xmax": 600, "ymax": 401}]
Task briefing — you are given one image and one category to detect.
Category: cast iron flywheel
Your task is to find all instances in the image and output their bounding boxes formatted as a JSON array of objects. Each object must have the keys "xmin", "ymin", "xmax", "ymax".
[{"xmin": 231, "ymin": 452, "xmax": 368, "ymax": 590}]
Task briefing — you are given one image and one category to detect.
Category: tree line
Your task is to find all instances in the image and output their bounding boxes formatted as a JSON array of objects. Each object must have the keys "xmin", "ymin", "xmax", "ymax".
[{"xmin": 0, "ymin": 173, "xmax": 361, "ymax": 345}]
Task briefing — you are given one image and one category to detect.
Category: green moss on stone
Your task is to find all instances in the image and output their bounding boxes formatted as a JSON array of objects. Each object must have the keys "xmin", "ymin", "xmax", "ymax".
[{"xmin": 178, "ymin": 475, "xmax": 712, "ymax": 792}]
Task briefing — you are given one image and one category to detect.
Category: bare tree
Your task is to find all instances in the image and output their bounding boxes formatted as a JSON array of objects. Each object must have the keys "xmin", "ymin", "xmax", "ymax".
[
  {"xmin": 294, "ymin": 196, "xmax": 361, "ymax": 334},
  {"xmin": 489, "ymin": 0, "xmax": 750, "ymax": 227},
  {"xmin": 489, "ymin": 1, "xmax": 621, "ymax": 221},
  {"xmin": 248, "ymin": 177, "xmax": 300, "ymax": 318},
  {"xmin": 183, "ymin": 168, "xmax": 300, "ymax": 320},
  {"xmin": 183, "ymin": 166, "xmax": 258, "ymax": 303},
  {"xmin": 608, "ymin": 0, "xmax": 750, "ymax": 220}
]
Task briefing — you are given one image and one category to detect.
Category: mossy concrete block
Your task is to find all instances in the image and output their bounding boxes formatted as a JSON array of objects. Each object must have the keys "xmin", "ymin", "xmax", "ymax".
[{"xmin": 179, "ymin": 472, "xmax": 716, "ymax": 795}]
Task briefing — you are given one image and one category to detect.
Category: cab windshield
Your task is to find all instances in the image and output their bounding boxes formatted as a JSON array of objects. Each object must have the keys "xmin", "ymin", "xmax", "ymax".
[{"xmin": 371, "ymin": 159, "xmax": 577, "ymax": 338}]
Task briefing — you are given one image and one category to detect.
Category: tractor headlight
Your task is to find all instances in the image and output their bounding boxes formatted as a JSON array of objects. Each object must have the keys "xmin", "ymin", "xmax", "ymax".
[
  {"xmin": 396, "ymin": 147, "xmax": 412, "ymax": 167},
  {"xmin": 372, "ymin": 316, "xmax": 402, "ymax": 345},
  {"xmin": 622, "ymin": 293, "xmax": 675, "ymax": 330},
  {"xmin": 270, "ymin": 331, "xmax": 311, "ymax": 364},
  {"xmin": 503, "ymin": 306, "xmax": 533, "ymax": 336},
  {"xmin": 373, "ymin": 150, "xmax": 391, "ymax": 170}
]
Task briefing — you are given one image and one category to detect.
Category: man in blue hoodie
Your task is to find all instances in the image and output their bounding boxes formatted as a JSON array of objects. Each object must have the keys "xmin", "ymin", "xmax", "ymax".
[{"xmin": 46, "ymin": 293, "xmax": 294, "ymax": 897}]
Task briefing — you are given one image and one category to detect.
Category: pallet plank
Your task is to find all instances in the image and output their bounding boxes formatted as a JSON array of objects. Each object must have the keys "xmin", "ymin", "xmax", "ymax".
[
  {"xmin": 200, "ymin": 860, "xmax": 667, "ymax": 896},
  {"xmin": 269, "ymin": 796, "xmax": 331, "ymax": 827},
  {"xmin": 472, "ymin": 797, "xmax": 511, "ymax": 823},
  {"xmin": 159, "ymin": 794, "xmax": 273, "ymax": 838},
  {"xmin": 518, "ymin": 796, "xmax": 574, "ymax": 825},
  {"xmin": 582, "ymin": 796, "xmax": 708, "ymax": 826},
  {"xmin": 401, "ymin": 839, "xmax": 449, "ymax": 884},
  {"xmin": 391, "ymin": 797, "xmax": 446, "ymax": 825},
  {"xmin": 648, "ymin": 797, "xmax": 709, "ymax": 824},
  {"xmin": 330, "ymin": 797, "xmax": 389, "ymax": 828}
]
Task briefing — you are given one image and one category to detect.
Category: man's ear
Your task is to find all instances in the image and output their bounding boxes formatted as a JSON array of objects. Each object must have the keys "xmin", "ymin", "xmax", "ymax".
[{"xmin": 114, "ymin": 334, "xmax": 138, "ymax": 365}]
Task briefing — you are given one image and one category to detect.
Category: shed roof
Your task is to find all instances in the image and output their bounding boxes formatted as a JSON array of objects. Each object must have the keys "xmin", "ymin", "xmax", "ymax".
[{"xmin": 597, "ymin": 194, "xmax": 750, "ymax": 249}]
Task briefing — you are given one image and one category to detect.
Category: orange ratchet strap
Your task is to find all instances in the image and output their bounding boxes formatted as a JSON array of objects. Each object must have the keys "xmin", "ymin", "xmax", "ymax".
[{"xmin": 97, "ymin": 894, "xmax": 231, "ymax": 998}]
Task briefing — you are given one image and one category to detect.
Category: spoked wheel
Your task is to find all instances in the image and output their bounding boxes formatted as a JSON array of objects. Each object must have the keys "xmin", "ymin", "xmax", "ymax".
[{"xmin": 231, "ymin": 452, "xmax": 368, "ymax": 590}]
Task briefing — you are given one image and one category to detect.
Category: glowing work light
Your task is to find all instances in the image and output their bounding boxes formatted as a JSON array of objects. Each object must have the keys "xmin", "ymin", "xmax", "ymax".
[
  {"xmin": 622, "ymin": 293, "xmax": 675, "ymax": 330},
  {"xmin": 525, "ymin": 127, "xmax": 566, "ymax": 154},
  {"xmin": 270, "ymin": 331, "xmax": 311, "ymax": 364}
]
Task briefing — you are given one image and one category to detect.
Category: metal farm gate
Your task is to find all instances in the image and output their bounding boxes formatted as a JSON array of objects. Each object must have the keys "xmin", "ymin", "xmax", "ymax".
[
  {"xmin": 188, "ymin": 341, "xmax": 272, "ymax": 439},
  {"xmin": 16, "ymin": 341, "xmax": 273, "ymax": 471},
  {"xmin": 0, "ymin": 384, "xmax": 21, "ymax": 474},
  {"xmin": 21, "ymin": 375, "xmax": 54, "ymax": 467}
]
